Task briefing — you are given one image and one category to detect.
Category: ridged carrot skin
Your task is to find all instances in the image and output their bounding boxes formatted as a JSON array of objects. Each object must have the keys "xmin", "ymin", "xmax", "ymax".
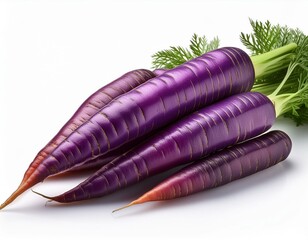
[
  {"xmin": 42, "ymin": 91, "xmax": 275, "ymax": 203},
  {"xmin": 68, "ymin": 136, "xmax": 147, "ymax": 172},
  {"xmin": 0, "ymin": 69, "xmax": 156, "ymax": 209},
  {"xmin": 67, "ymin": 149, "xmax": 121, "ymax": 172},
  {"xmin": 120, "ymin": 130, "xmax": 291, "ymax": 209},
  {"xmin": 1, "ymin": 47, "xmax": 254, "ymax": 209},
  {"xmin": 25, "ymin": 69, "xmax": 156, "ymax": 177}
]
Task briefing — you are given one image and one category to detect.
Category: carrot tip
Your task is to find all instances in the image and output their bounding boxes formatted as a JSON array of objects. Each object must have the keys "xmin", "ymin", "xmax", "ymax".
[
  {"xmin": 0, "ymin": 201, "xmax": 9, "ymax": 210},
  {"xmin": 112, "ymin": 194, "xmax": 153, "ymax": 213},
  {"xmin": 0, "ymin": 203, "xmax": 7, "ymax": 210},
  {"xmin": 112, "ymin": 202, "xmax": 136, "ymax": 213},
  {"xmin": 31, "ymin": 189, "xmax": 55, "ymax": 201},
  {"xmin": 0, "ymin": 183, "xmax": 31, "ymax": 210}
]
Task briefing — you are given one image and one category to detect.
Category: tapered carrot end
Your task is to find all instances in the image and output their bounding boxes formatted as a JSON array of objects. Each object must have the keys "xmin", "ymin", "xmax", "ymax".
[
  {"xmin": 31, "ymin": 189, "xmax": 55, "ymax": 201},
  {"xmin": 112, "ymin": 201, "xmax": 137, "ymax": 213},
  {"xmin": 0, "ymin": 201, "xmax": 11, "ymax": 210},
  {"xmin": 112, "ymin": 194, "xmax": 153, "ymax": 213},
  {"xmin": 0, "ymin": 182, "xmax": 33, "ymax": 210}
]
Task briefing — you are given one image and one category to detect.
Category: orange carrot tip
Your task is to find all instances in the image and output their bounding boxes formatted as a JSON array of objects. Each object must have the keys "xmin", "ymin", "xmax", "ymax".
[
  {"xmin": 112, "ymin": 193, "xmax": 154, "ymax": 213},
  {"xmin": 112, "ymin": 202, "xmax": 137, "ymax": 213},
  {"xmin": 0, "ymin": 183, "xmax": 32, "ymax": 210}
]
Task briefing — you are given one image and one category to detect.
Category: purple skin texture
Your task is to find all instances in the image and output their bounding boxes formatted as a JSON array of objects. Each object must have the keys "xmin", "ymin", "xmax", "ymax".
[
  {"xmin": 119, "ymin": 130, "xmax": 292, "ymax": 208},
  {"xmin": 68, "ymin": 150, "xmax": 121, "ymax": 172},
  {"xmin": 131, "ymin": 130, "xmax": 292, "ymax": 204},
  {"xmin": 0, "ymin": 69, "xmax": 156, "ymax": 210},
  {"xmin": 24, "ymin": 69, "xmax": 156, "ymax": 180},
  {"xmin": 68, "ymin": 137, "xmax": 147, "ymax": 172},
  {"xmin": 42, "ymin": 91, "xmax": 276, "ymax": 203},
  {"xmin": 34, "ymin": 47, "xmax": 255, "ymax": 182}
]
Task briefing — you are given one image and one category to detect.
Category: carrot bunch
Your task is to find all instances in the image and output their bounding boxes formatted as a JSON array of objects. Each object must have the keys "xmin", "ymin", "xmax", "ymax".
[{"xmin": 1, "ymin": 45, "xmax": 294, "ymax": 211}]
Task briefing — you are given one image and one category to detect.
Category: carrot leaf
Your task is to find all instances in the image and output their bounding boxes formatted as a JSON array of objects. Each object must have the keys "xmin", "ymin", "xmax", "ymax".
[
  {"xmin": 151, "ymin": 34, "xmax": 219, "ymax": 69},
  {"xmin": 189, "ymin": 33, "xmax": 220, "ymax": 57}
]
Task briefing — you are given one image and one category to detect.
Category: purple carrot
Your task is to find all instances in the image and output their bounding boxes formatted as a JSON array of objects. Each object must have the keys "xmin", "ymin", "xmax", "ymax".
[
  {"xmin": 114, "ymin": 130, "xmax": 291, "ymax": 211},
  {"xmin": 0, "ymin": 69, "xmax": 156, "ymax": 209},
  {"xmin": 35, "ymin": 91, "xmax": 275, "ymax": 203}
]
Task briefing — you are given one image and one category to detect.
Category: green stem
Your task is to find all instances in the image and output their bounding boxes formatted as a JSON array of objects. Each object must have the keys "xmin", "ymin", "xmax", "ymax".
[
  {"xmin": 270, "ymin": 62, "xmax": 299, "ymax": 96},
  {"xmin": 269, "ymin": 93, "xmax": 294, "ymax": 117},
  {"xmin": 251, "ymin": 43, "xmax": 297, "ymax": 79},
  {"xmin": 268, "ymin": 85, "xmax": 307, "ymax": 118}
]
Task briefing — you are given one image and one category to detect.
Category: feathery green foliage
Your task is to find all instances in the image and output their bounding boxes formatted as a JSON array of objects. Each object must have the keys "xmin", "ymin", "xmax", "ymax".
[
  {"xmin": 240, "ymin": 19, "xmax": 305, "ymax": 55},
  {"xmin": 151, "ymin": 34, "xmax": 219, "ymax": 69}
]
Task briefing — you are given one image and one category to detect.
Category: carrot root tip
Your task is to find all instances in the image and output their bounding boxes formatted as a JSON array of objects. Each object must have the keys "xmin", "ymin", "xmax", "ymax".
[
  {"xmin": 112, "ymin": 202, "xmax": 136, "ymax": 213},
  {"xmin": 31, "ymin": 189, "xmax": 55, "ymax": 201}
]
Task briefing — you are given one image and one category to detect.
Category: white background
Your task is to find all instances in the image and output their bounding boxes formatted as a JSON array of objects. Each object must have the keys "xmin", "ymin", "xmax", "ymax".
[{"xmin": 0, "ymin": 0, "xmax": 308, "ymax": 239}]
